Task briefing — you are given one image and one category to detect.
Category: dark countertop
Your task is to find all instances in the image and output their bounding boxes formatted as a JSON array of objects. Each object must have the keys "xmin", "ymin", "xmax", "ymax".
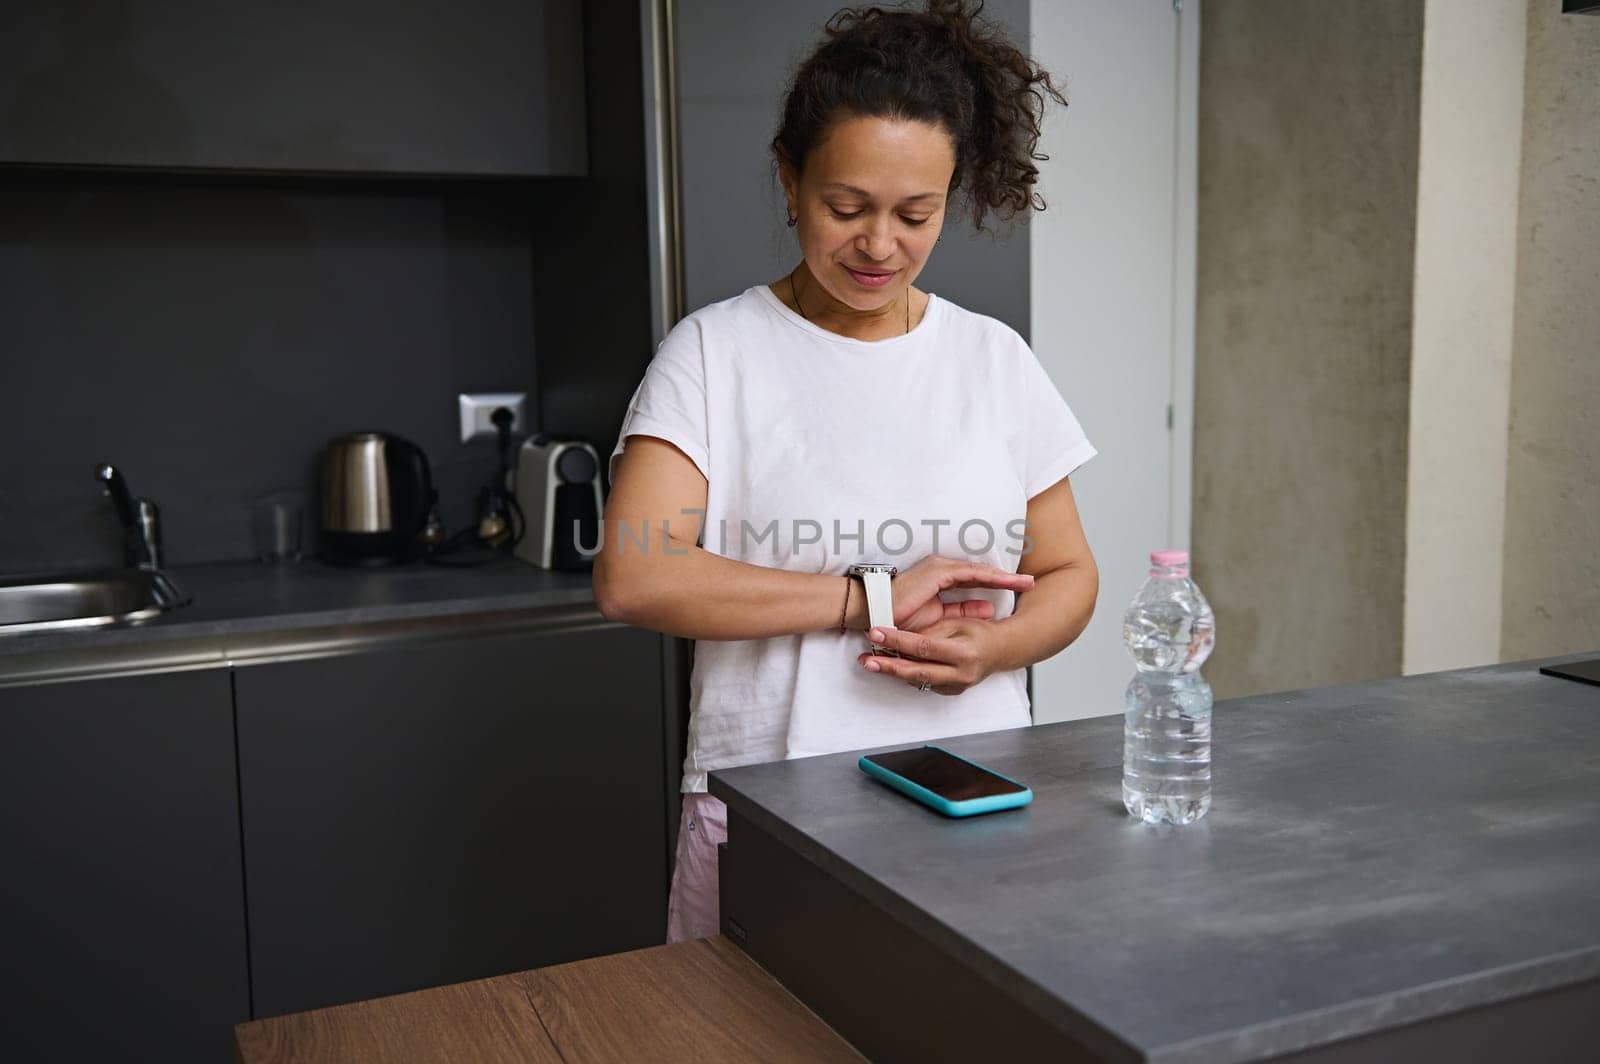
[
  {"xmin": 0, "ymin": 556, "xmax": 599, "ymax": 681},
  {"xmin": 709, "ymin": 656, "xmax": 1600, "ymax": 1062}
]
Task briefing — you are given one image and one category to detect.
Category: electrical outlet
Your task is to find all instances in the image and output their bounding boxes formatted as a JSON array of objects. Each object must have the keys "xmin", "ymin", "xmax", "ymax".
[{"xmin": 458, "ymin": 392, "xmax": 528, "ymax": 443}]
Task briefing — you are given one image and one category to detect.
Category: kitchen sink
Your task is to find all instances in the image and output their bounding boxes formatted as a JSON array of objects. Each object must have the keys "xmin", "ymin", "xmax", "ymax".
[{"xmin": 0, "ymin": 569, "xmax": 192, "ymax": 636}]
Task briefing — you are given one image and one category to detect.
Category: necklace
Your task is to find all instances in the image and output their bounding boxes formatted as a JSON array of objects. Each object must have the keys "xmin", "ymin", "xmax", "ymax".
[{"xmin": 790, "ymin": 269, "xmax": 910, "ymax": 335}]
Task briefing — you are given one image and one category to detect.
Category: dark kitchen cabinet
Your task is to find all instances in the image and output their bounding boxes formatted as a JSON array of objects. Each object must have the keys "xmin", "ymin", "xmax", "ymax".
[
  {"xmin": 0, "ymin": 668, "xmax": 249, "ymax": 1064},
  {"xmin": 234, "ymin": 622, "xmax": 668, "ymax": 1018},
  {"xmin": 0, "ymin": 0, "xmax": 586, "ymax": 176}
]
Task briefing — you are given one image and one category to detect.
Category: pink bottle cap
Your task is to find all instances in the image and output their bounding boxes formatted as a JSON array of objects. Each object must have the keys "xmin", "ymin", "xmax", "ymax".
[{"xmin": 1150, "ymin": 549, "xmax": 1189, "ymax": 566}]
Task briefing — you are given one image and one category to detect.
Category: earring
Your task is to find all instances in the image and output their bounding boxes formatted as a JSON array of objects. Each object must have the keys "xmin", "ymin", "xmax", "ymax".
[{"xmin": 786, "ymin": 213, "xmax": 797, "ymax": 228}]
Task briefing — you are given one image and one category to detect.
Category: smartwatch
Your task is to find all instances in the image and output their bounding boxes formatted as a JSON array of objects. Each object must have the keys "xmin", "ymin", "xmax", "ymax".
[{"xmin": 847, "ymin": 563, "xmax": 898, "ymax": 656}]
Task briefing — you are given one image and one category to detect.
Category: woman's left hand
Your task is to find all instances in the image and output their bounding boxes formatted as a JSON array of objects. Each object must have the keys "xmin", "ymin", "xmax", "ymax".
[{"xmin": 855, "ymin": 618, "xmax": 1010, "ymax": 696}]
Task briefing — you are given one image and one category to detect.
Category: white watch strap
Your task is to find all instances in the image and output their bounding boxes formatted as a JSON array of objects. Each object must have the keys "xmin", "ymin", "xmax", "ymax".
[{"xmin": 861, "ymin": 569, "xmax": 895, "ymax": 634}]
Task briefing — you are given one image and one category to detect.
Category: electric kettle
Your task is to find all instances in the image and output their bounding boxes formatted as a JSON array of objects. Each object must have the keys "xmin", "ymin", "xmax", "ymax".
[{"xmin": 320, "ymin": 433, "xmax": 434, "ymax": 565}]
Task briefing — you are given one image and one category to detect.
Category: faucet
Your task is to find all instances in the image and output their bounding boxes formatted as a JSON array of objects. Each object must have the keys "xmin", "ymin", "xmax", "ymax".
[{"xmin": 94, "ymin": 464, "xmax": 162, "ymax": 569}]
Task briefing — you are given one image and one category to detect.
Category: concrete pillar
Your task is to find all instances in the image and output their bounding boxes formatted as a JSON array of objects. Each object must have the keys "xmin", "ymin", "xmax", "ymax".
[
  {"xmin": 1195, "ymin": 0, "xmax": 1424, "ymax": 698},
  {"xmin": 1198, "ymin": 0, "xmax": 1600, "ymax": 696},
  {"xmin": 1500, "ymin": 1, "xmax": 1600, "ymax": 659}
]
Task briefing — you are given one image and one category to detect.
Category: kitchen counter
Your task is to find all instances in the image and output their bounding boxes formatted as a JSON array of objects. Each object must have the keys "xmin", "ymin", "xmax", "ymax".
[
  {"xmin": 0, "ymin": 556, "xmax": 599, "ymax": 683},
  {"xmin": 711, "ymin": 656, "xmax": 1600, "ymax": 1062}
]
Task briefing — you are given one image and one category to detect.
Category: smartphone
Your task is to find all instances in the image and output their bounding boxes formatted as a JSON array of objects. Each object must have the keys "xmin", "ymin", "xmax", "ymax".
[{"xmin": 858, "ymin": 745, "xmax": 1033, "ymax": 818}]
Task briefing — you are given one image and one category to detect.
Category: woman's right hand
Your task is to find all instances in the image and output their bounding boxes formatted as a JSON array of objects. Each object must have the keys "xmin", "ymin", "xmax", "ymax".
[{"xmin": 889, "ymin": 555, "xmax": 1035, "ymax": 633}]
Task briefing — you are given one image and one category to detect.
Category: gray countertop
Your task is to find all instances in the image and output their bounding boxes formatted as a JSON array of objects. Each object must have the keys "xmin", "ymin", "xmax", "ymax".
[
  {"xmin": 0, "ymin": 556, "xmax": 599, "ymax": 681},
  {"xmin": 709, "ymin": 656, "xmax": 1600, "ymax": 1062}
]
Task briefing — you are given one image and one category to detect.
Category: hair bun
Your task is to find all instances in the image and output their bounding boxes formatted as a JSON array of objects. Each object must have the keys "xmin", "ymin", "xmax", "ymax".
[{"xmin": 772, "ymin": 0, "xmax": 1066, "ymax": 231}]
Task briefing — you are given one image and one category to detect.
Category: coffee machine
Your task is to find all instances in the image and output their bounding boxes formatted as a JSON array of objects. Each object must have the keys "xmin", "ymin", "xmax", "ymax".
[{"xmin": 513, "ymin": 436, "xmax": 603, "ymax": 571}]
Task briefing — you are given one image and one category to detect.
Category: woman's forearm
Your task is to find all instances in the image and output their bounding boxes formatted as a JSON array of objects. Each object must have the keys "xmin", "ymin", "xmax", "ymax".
[
  {"xmin": 989, "ymin": 561, "xmax": 1098, "ymax": 673},
  {"xmin": 594, "ymin": 530, "xmax": 868, "ymax": 641}
]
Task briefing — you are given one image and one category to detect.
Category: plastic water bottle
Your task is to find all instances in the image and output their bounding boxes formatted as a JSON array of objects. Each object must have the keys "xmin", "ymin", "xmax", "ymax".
[{"xmin": 1122, "ymin": 549, "xmax": 1215, "ymax": 825}]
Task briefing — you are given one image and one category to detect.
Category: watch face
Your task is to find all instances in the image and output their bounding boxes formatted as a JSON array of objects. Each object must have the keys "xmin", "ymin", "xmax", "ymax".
[{"xmin": 849, "ymin": 564, "xmax": 897, "ymax": 576}]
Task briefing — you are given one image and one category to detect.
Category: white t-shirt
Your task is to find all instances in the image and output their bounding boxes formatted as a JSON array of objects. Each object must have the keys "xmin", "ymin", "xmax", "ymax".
[{"xmin": 609, "ymin": 284, "xmax": 1096, "ymax": 793}]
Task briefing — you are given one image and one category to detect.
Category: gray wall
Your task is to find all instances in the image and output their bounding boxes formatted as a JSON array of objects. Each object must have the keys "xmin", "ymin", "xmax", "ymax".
[
  {"xmin": 0, "ymin": 0, "xmax": 652, "ymax": 572},
  {"xmin": 1193, "ymin": 0, "xmax": 1424, "ymax": 698},
  {"xmin": 1501, "ymin": 1, "xmax": 1600, "ymax": 659},
  {"xmin": 0, "ymin": 175, "xmax": 537, "ymax": 570},
  {"xmin": 674, "ymin": 0, "xmax": 1031, "ymax": 335},
  {"xmin": 531, "ymin": 0, "xmax": 654, "ymax": 458}
]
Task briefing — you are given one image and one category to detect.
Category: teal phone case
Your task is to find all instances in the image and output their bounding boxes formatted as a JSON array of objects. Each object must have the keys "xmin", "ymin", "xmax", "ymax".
[{"xmin": 858, "ymin": 745, "xmax": 1033, "ymax": 818}]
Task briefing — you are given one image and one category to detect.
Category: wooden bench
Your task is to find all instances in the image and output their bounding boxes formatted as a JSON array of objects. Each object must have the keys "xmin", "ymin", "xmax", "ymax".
[{"xmin": 235, "ymin": 936, "xmax": 862, "ymax": 1062}]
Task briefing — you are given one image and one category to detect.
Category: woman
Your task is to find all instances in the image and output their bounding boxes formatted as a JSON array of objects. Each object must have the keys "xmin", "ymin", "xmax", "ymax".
[{"xmin": 594, "ymin": 0, "xmax": 1098, "ymax": 943}]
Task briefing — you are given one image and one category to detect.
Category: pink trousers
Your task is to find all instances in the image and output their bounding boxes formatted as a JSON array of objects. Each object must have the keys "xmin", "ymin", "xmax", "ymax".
[{"xmin": 665, "ymin": 793, "xmax": 728, "ymax": 943}]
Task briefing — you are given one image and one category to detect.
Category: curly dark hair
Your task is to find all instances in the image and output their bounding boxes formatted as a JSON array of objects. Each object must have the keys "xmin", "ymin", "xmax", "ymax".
[{"xmin": 772, "ymin": 0, "xmax": 1066, "ymax": 231}]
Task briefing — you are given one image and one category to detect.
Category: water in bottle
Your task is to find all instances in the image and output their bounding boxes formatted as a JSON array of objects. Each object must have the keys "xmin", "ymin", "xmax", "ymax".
[{"xmin": 1122, "ymin": 549, "xmax": 1215, "ymax": 825}]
